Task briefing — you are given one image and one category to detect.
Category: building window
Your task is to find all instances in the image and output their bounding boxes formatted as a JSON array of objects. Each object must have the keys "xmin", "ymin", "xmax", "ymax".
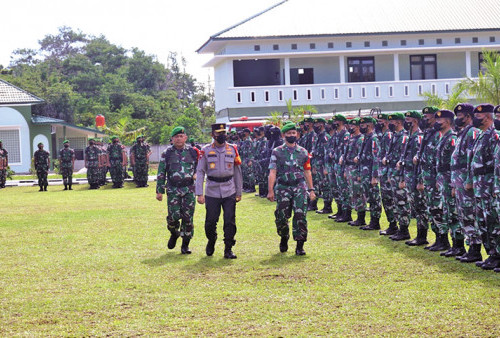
[
  {"xmin": 455, "ymin": 38, "xmax": 461, "ymax": 44},
  {"xmin": 348, "ymin": 87, "xmax": 353, "ymax": 99},
  {"xmin": 400, "ymin": 40, "xmax": 406, "ymax": 46},
  {"xmin": 278, "ymin": 90, "xmax": 284, "ymax": 101},
  {"xmin": 328, "ymin": 42, "xmax": 334, "ymax": 48},
  {"xmin": 306, "ymin": 89, "xmax": 312, "ymax": 100},
  {"xmin": 273, "ymin": 44, "xmax": 279, "ymax": 50},
  {"xmin": 291, "ymin": 43, "xmax": 297, "ymax": 50},
  {"xmin": 473, "ymin": 37, "xmax": 478, "ymax": 43},
  {"xmin": 346, "ymin": 42, "xmax": 352, "ymax": 48},
  {"xmin": 418, "ymin": 39, "xmax": 424, "ymax": 45},
  {"xmin": 320, "ymin": 88, "xmax": 325, "ymax": 99},
  {"xmin": 445, "ymin": 83, "xmax": 450, "ymax": 95},
  {"xmin": 410, "ymin": 54, "xmax": 437, "ymax": 80},
  {"xmin": 431, "ymin": 83, "xmax": 436, "ymax": 95},
  {"xmin": 404, "ymin": 85, "xmax": 409, "ymax": 96},
  {"xmin": 254, "ymin": 45, "xmax": 260, "ymax": 51},
  {"xmin": 236, "ymin": 92, "xmax": 242, "ymax": 103},
  {"xmin": 361, "ymin": 86, "xmax": 367, "ymax": 98},
  {"xmin": 490, "ymin": 36, "xmax": 496, "ymax": 42},
  {"xmin": 479, "ymin": 52, "xmax": 487, "ymax": 73},
  {"xmin": 388, "ymin": 85, "xmax": 394, "ymax": 97},
  {"xmin": 290, "ymin": 68, "xmax": 314, "ymax": 85},
  {"xmin": 334, "ymin": 88, "xmax": 339, "ymax": 99},
  {"xmin": 436, "ymin": 38, "xmax": 442, "ymax": 45},
  {"xmin": 364, "ymin": 41, "xmax": 370, "ymax": 47},
  {"xmin": 382, "ymin": 41, "xmax": 388, "ymax": 47},
  {"xmin": 293, "ymin": 89, "xmax": 298, "ymax": 101},
  {"xmin": 347, "ymin": 57, "xmax": 375, "ymax": 82},
  {"xmin": 310, "ymin": 43, "xmax": 316, "ymax": 49},
  {"xmin": 250, "ymin": 91, "xmax": 256, "ymax": 103},
  {"xmin": 375, "ymin": 86, "xmax": 380, "ymax": 98},
  {"xmin": 264, "ymin": 90, "xmax": 270, "ymax": 102},
  {"xmin": 0, "ymin": 129, "xmax": 21, "ymax": 163},
  {"xmin": 418, "ymin": 85, "xmax": 423, "ymax": 96}
]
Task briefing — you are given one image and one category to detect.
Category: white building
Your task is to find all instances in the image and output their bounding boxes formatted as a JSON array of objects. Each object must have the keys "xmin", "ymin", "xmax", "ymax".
[{"xmin": 197, "ymin": 0, "xmax": 500, "ymax": 122}]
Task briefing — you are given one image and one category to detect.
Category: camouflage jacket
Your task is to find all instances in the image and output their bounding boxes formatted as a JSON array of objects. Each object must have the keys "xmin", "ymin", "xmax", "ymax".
[
  {"xmin": 378, "ymin": 129, "xmax": 393, "ymax": 176},
  {"xmin": 59, "ymin": 147, "xmax": 75, "ymax": 168},
  {"xmin": 451, "ymin": 125, "xmax": 477, "ymax": 187},
  {"xmin": 302, "ymin": 130, "xmax": 317, "ymax": 154},
  {"xmin": 311, "ymin": 130, "xmax": 330, "ymax": 167},
  {"xmin": 130, "ymin": 142, "xmax": 151, "ymax": 162},
  {"xmin": 85, "ymin": 145, "xmax": 100, "ymax": 168},
  {"xmin": 416, "ymin": 129, "xmax": 440, "ymax": 185},
  {"xmin": 239, "ymin": 138, "xmax": 255, "ymax": 162},
  {"xmin": 327, "ymin": 129, "xmax": 350, "ymax": 166},
  {"xmin": 343, "ymin": 134, "xmax": 364, "ymax": 166},
  {"xmin": 254, "ymin": 137, "xmax": 267, "ymax": 162},
  {"xmin": 157, "ymin": 145, "xmax": 200, "ymax": 193},
  {"xmin": 34, "ymin": 149, "xmax": 50, "ymax": 171},
  {"xmin": 398, "ymin": 129, "xmax": 422, "ymax": 180},
  {"xmin": 269, "ymin": 144, "xmax": 311, "ymax": 185},
  {"xmin": 435, "ymin": 129, "xmax": 457, "ymax": 178},
  {"xmin": 357, "ymin": 132, "xmax": 380, "ymax": 179},
  {"xmin": 468, "ymin": 125, "xmax": 499, "ymax": 187},
  {"xmin": 108, "ymin": 143, "xmax": 126, "ymax": 163},
  {"xmin": 385, "ymin": 129, "xmax": 406, "ymax": 170}
]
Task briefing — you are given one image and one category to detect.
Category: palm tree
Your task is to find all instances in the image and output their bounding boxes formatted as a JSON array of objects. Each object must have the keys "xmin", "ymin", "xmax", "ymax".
[
  {"xmin": 422, "ymin": 82, "xmax": 468, "ymax": 109},
  {"xmin": 459, "ymin": 50, "xmax": 500, "ymax": 105},
  {"xmin": 103, "ymin": 117, "xmax": 146, "ymax": 145}
]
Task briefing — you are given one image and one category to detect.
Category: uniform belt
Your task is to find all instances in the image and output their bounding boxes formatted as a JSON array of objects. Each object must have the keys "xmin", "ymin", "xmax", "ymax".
[
  {"xmin": 360, "ymin": 159, "xmax": 373, "ymax": 166},
  {"xmin": 345, "ymin": 160, "xmax": 355, "ymax": 165},
  {"xmin": 168, "ymin": 178, "xmax": 194, "ymax": 187},
  {"xmin": 437, "ymin": 164, "xmax": 451, "ymax": 173},
  {"xmin": 277, "ymin": 178, "xmax": 305, "ymax": 186},
  {"xmin": 207, "ymin": 175, "xmax": 233, "ymax": 183},
  {"xmin": 473, "ymin": 166, "xmax": 494, "ymax": 176},
  {"xmin": 451, "ymin": 163, "xmax": 467, "ymax": 171}
]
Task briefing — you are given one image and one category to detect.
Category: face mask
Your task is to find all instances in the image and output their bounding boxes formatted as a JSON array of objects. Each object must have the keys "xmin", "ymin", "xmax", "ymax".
[
  {"xmin": 325, "ymin": 125, "xmax": 332, "ymax": 133},
  {"xmin": 313, "ymin": 126, "xmax": 322, "ymax": 133},
  {"xmin": 494, "ymin": 120, "xmax": 500, "ymax": 131},
  {"xmin": 333, "ymin": 123, "xmax": 339, "ymax": 129},
  {"xmin": 375, "ymin": 123, "xmax": 383, "ymax": 133},
  {"xmin": 64, "ymin": 144, "xmax": 69, "ymax": 148},
  {"xmin": 472, "ymin": 117, "xmax": 484, "ymax": 128},
  {"xmin": 303, "ymin": 125, "xmax": 308, "ymax": 132},
  {"xmin": 403, "ymin": 121, "xmax": 412, "ymax": 131},
  {"xmin": 420, "ymin": 119, "xmax": 429, "ymax": 130},
  {"xmin": 89, "ymin": 141, "xmax": 95, "ymax": 146},
  {"xmin": 285, "ymin": 136, "xmax": 297, "ymax": 144},
  {"xmin": 215, "ymin": 134, "xmax": 226, "ymax": 144},
  {"xmin": 454, "ymin": 117, "xmax": 465, "ymax": 128},
  {"xmin": 434, "ymin": 122, "xmax": 443, "ymax": 131},
  {"xmin": 359, "ymin": 126, "xmax": 368, "ymax": 134},
  {"xmin": 388, "ymin": 124, "xmax": 396, "ymax": 132}
]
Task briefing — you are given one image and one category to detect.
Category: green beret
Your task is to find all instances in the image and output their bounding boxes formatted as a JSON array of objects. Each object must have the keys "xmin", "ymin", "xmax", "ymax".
[
  {"xmin": 281, "ymin": 123, "xmax": 297, "ymax": 133},
  {"xmin": 136, "ymin": 134, "xmax": 144, "ymax": 140},
  {"xmin": 377, "ymin": 113, "xmax": 390, "ymax": 120},
  {"xmin": 304, "ymin": 117, "xmax": 315, "ymax": 123},
  {"xmin": 88, "ymin": 138, "xmax": 94, "ymax": 142},
  {"xmin": 314, "ymin": 117, "xmax": 327, "ymax": 123},
  {"xmin": 422, "ymin": 106, "xmax": 439, "ymax": 115},
  {"xmin": 388, "ymin": 113, "xmax": 405, "ymax": 121},
  {"xmin": 405, "ymin": 110, "xmax": 423, "ymax": 119},
  {"xmin": 171, "ymin": 126, "xmax": 185, "ymax": 137},
  {"xmin": 348, "ymin": 118, "xmax": 360, "ymax": 126},
  {"xmin": 360, "ymin": 117, "xmax": 377, "ymax": 124},
  {"xmin": 188, "ymin": 137, "xmax": 195, "ymax": 143},
  {"xmin": 63, "ymin": 139, "xmax": 70, "ymax": 144},
  {"xmin": 332, "ymin": 115, "xmax": 347, "ymax": 122},
  {"xmin": 110, "ymin": 135, "xmax": 119, "ymax": 140}
]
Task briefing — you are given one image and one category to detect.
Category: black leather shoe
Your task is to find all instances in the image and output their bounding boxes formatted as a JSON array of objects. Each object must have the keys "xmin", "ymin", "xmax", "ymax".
[
  {"xmin": 406, "ymin": 228, "xmax": 428, "ymax": 246},
  {"xmin": 460, "ymin": 244, "xmax": 482, "ymax": 263},
  {"xmin": 391, "ymin": 230, "xmax": 411, "ymax": 241},
  {"xmin": 167, "ymin": 231, "xmax": 179, "ymax": 249},
  {"xmin": 181, "ymin": 238, "xmax": 191, "ymax": 254},
  {"xmin": 206, "ymin": 239, "xmax": 216, "ymax": 256},
  {"xmin": 494, "ymin": 267, "xmax": 500, "ymax": 273},
  {"xmin": 280, "ymin": 236, "xmax": 289, "ymax": 253},
  {"xmin": 481, "ymin": 255, "xmax": 500, "ymax": 270},
  {"xmin": 429, "ymin": 234, "xmax": 450, "ymax": 251},
  {"xmin": 295, "ymin": 240, "xmax": 306, "ymax": 256},
  {"xmin": 380, "ymin": 222, "xmax": 398, "ymax": 236},
  {"xmin": 224, "ymin": 248, "xmax": 237, "ymax": 259}
]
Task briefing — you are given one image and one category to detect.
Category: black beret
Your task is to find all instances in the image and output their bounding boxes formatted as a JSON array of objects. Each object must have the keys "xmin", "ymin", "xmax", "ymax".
[
  {"xmin": 435, "ymin": 110, "xmax": 455, "ymax": 119},
  {"xmin": 454, "ymin": 103, "xmax": 474, "ymax": 116},
  {"xmin": 473, "ymin": 104, "xmax": 494, "ymax": 114}
]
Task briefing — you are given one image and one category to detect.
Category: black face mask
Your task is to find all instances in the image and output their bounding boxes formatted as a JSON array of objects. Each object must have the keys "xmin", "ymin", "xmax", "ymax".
[
  {"xmin": 64, "ymin": 144, "xmax": 69, "ymax": 148},
  {"xmin": 215, "ymin": 134, "xmax": 226, "ymax": 144},
  {"xmin": 420, "ymin": 119, "xmax": 429, "ymax": 130},
  {"xmin": 434, "ymin": 122, "xmax": 443, "ymax": 131},
  {"xmin": 388, "ymin": 124, "xmax": 396, "ymax": 132},
  {"xmin": 494, "ymin": 120, "xmax": 500, "ymax": 131},
  {"xmin": 403, "ymin": 121, "xmax": 413, "ymax": 131},
  {"xmin": 325, "ymin": 125, "xmax": 332, "ymax": 133},
  {"xmin": 303, "ymin": 125, "xmax": 308, "ymax": 132},
  {"xmin": 89, "ymin": 141, "xmax": 95, "ymax": 146},
  {"xmin": 375, "ymin": 123, "xmax": 383, "ymax": 133},
  {"xmin": 313, "ymin": 126, "xmax": 322, "ymax": 134},
  {"xmin": 454, "ymin": 117, "xmax": 465, "ymax": 128},
  {"xmin": 333, "ymin": 123, "xmax": 339, "ymax": 130},
  {"xmin": 359, "ymin": 126, "xmax": 368, "ymax": 134},
  {"xmin": 472, "ymin": 117, "xmax": 484, "ymax": 128},
  {"xmin": 285, "ymin": 136, "xmax": 297, "ymax": 144}
]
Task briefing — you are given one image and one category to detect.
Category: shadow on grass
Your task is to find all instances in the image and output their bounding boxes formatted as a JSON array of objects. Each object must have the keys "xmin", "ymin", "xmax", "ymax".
[
  {"xmin": 260, "ymin": 252, "xmax": 310, "ymax": 266},
  {"xmin": 182, "ymin": 255, "xmax": 234, "ymax": 272},
  {"xmin": 314, "ymin": 214, "xmax": 500, "ymax": 287},
  {"xmin": 141, "ymin": 252, "xmax": 190, "ymax": 267}
]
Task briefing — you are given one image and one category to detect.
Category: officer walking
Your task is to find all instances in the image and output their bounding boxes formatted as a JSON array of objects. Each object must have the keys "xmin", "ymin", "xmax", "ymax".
[
  {"xmin": 59, "ymin": 140, "xmax": 75, "ymax": 190},
  {"xmin": 0, "ymin": 140, "xmax": 8, "ymax": 188},
  {"xmin": 196, "ymin": 123, "xmax": 243, "ymax": 259},
  {"xmin": 157, "ymin": 126, "xmax": 200, "ymax": 254},
  {"xmin": 130, "ymin": 135, "xmax": 151, "ymax": 188},
  {"xmin": 268, "ymin": 122, "xmax": 315, "ymax": 255},
  {"xmin": 108, "ymin": 136, "xmax": 127, "ymax": 188}
]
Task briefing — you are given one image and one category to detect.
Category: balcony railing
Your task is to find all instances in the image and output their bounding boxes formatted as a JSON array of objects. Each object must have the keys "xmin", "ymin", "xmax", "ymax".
[{"xmin": 223, "ymin": 78, "xmax": 470, "ymax": 109}]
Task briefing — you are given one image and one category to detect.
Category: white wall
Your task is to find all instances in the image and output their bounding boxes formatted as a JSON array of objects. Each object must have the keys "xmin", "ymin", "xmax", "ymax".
[{"xmin": 0, "ymin": 107, "xmax": 31, "ymax": 173}]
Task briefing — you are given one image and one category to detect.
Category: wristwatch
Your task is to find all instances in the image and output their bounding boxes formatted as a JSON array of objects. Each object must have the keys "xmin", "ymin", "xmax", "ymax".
[{"xmin": 307, "ymin": 188, "xmax": 315, "ymax": 192}]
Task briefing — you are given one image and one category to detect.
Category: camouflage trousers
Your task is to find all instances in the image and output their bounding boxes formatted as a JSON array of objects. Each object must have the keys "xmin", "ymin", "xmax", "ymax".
[
  {"xmin": 435, "ymin": 173, "xmax": 461, "ymax": 238},
  {"xmin": 60, "ymin": 167, "xmax": 73, "ymax": 185},
  {"xmin": 388, "ymin": 170, "xmax": 410, "ymax": 228},
  {"xmin": 473, "ymin": 175, "xmax": 499, "ymax": 253},
  {"xmin": 345, "ymin": 165, "xmax": 363, "ymax": 212},
  {"xmin": 334, "ymin": 163, "xmax": 349, "ymax": 210},
  {"xmin": 166, "ymin": 185, "xmax": 196, "ymax": 239},
  {"xmin": 87, "ymin": 166, "xmax": 100, "ymax": 185},
  {"xmin": 100, "ymin": 166, "xmax": 108, "ymax": 184},
  {"xmin": 360, "ymin": 178, "xmax": 382, "ymax": 219},
  {"xmin": 454, "ymin": 171, "xmax": 479, "ymax": 244},
  {"xmin": 241, "ymin": 161, "xmax": 256, "ymax": 189},
  {"xmin": 274, "ymin": 183, "xmax": 308, "ymax": 241},
  {"xmin": 36, "ymin": 169, "xmax": 48, "ymax": 188},
  {"xmin": 313, "ymin": 165, "xmax": 329, "ymax": 201},
  {"xmin": 379, "ymin": 171, "xmax": 396, "ymax": 223},
  {"xmin": 109, "ymin": 161, "xmax": 124, "ymax": 184},
  {"xmin": 324, "ymin": 164, "xmax": 336, "ymax": 204},
  {"xmin": 133, "ymin": 161, "xmax": 149, "ymax": 184},
  {"xmin": 423, "ymin": 180, "xmax": 439, "ymax": 234},
  {"xmin": 410, "ymin": 186, "xmax": 428, "ymax": 230},
  {"xmin": 0, "ymin": 169, "xmax": 6, "ymax": 187}
]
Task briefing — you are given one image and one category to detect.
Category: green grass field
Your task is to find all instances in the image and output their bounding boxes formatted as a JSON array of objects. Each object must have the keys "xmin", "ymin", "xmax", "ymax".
[{"xmin": 1, "ymin": 184, "xmax": 499, "ymax": 336}]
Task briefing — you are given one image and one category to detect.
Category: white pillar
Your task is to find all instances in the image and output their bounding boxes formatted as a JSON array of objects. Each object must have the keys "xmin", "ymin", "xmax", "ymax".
[
  {"xmin": 394, "ymin": 53, "xmax": 400, "ymax": 81},
  {"xmin": 284, "ymin": 57, "xmax": 290, "ymax": 85},
  {"xmin": 339, "ymin": 55, "xmax": 345, "ymax": 83},
  {"xmin": 465, "ymin": 51, "xmax": 472, "ymax": 77}
]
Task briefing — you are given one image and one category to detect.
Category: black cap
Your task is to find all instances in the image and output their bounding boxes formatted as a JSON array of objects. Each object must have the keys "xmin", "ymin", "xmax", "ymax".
[{"xmin": 211, "ymin": 123, "xmax": 226, "ymax": 132}]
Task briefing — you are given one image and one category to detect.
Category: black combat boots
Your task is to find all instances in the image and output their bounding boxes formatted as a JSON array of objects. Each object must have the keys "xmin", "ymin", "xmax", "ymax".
[
  {"xmin": 361, "ymin": 217, "xmax": 380, "ymax": 230},
  {"xmin": 181, "ymin": 237, "xmax": 191, "ymax": 254},
  {"xmin": 424, "ymin": 231, "xmax": 440, "ymax": 250},
  {"xmin": 441, "ymin": 238, "xmax": 466, "ymax": 257},
  {"xmin": 64, "ymin": 183, "xmax": 68, "ymax": 190},
  {"xmin": 405, "ymin": 228, "xmax": 429, "ymax": 246},
  {"xmin": 206, "ymin": 239, "xmax": 216, "ymax": 256},
  {"xmin": 336, "ymin": 208, "xmax": 352, "ymax": 223},
  {"xmin": 429, "ymin": 233, "xmax": 450, "ymax": 252},
  {"xmin": 224, "ymin": 244, "xmax": 237, "ymax": 259},
  {"xmin": 328, "ymin": 204, "xmax": 342, "ymax": 219},
  {"xmin": 167, "ymin": 230, "xmax": 180, "ymax": 250},
  {"xmin": 307, "ymin": 199, "xmax": 318, "ymax": 211},
  {"xmin": 295, "ymin": 240, "xmax": 306, "ymax": 256},
  {"xmin": 280, "ymin": 236, "xmax": 289, "ymax": 253},
  {"xmin": 348, "ymin": 211, "xmax": 366, "ymax": 227},
  {"xmin": 390, "ymin": 226, "xmax": 411, "ymax": 241},
  {"xmin": 459, "ymin": 244, "xmax": 483, "ymax": 263},
  {"xmin": 379, "ymin": 222, "xmax": 398, "ymax": 236}
]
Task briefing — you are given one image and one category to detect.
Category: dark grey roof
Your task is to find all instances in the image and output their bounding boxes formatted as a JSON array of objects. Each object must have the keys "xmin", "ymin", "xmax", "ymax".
[
  {"xmin": 0, "ymin": 79, "xmax": 44, "ymax": 104},
  {"xmin": 32, "ymin": 115, "xmax": 106, "ymax": 135}
]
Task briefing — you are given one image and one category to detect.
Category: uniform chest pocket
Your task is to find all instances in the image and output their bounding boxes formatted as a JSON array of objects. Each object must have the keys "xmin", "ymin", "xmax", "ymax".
[
  {"xmin": 207, "ymin": 157, "xmax": 217, "ymax": 170},
  {"xmin": 225, "ymin": 156, "xmax": 234, "ymax": 170},
  {"xmin": 169, "ymin": 158, "xmax": 182, "ymax": 171}
]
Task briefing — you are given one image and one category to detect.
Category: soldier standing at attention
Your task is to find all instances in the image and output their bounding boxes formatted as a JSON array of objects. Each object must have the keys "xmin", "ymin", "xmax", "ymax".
[
  {"xmin": 85, "ymin": 138, "xmax": 100, "ymax": 189},
  {"xmin": 59, "ymin": 140, "xmax": 75, "ymax": 190},
  {"xmin": 319, "ymin": 119, "xmax": 337, "ymax": 215},
  {"xmin": 157, "ymin": 126, "xmax": 200, "ymax": 254},
  {"xmin": 34, "ymin": 142, "xmax": 50, "ymax": 192},
  {"xmin": 253, "ymin": 127, "xmax": 268, "ymax": 198},
  {"xmin": 196, "ymin": 123, "xmax": 242, "ymax": 259},
  {"xmin": 130, "ymin": 135, "xmax": 151, "ymax": 188},
  {"xmin": 0, "ymin": 140, "xmax": 8, "ymax": 188},
  {"xmin": 108, "ymin": 136, "xmax": 127, "ymax": 188},
  {"xmin": 311, "ymin": 118, "xmax": 330, "ymax": 213},
  {"xmin": 268, "ymin": 122, "xmax": 315, "ymax": 255},
  {"xmin": 239, "ymin": 128, "xmax": 256, "ymax": 193}
]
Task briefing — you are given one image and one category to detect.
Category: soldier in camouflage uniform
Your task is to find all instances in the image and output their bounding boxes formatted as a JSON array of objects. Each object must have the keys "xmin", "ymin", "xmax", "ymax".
[
  {"xmin": 311, "ymin": 118, "xmax": 331, "ymax": 212},
  {"xmin": 34, "ymin": 142, "xmax": 50, "ymax": 192},
  {"xmin": 356, "ymin": 117, "xmax": 382, "ymax": 230},
  {"xmin": 130, "ymin": 135, "xmax": 151, "ymax": 188},
  {"xmin": 262, "ymin": 126, "xmax": 283, "ymax": 195},
  {"xmin": 239, "ymin": 128, "xmax": 256, "ymax": 193},
  {"xmin": 59, "ymin": 140, "xmax": 75, "ymax": 190},
  {"xmin": 414, "ymin": 107, "xmax": 441, "ymax": 248},
  {"xmin": 268, "ymin": 122, "xmax": 316, "ymax": 255},
  {"xmin": 107, "ymin": 136, "xmax": 127, "ymax": 188},
  {"xmin": 494, "ymin": 105, "xmax": 500, "ymax": 273},
  {"xmin": 433, "ymin": 110, "xmax": 462, "ymax": 255},
  {"xmin": 319, "ymin": 119, "xmax": 337, "ymax": 215},
  {"xmin": 96, "ymin": 139, "xmax": 108, "ymax": 186},
  {"xmin": 468, "ymin": 104, "xmax": 500, "ymax": 270},
  {"xmin": 156, "ymin": 126, "xmax": 200, "ymax": 254},
  {"xmin": 327, "ymin": 115, "xmax": 350, "ymax": 221},
  {"xmin": 85, "ymin": 138, "xmax": 100, "ymax": 189},
  {"xmin": 376, "ymin": 114, "xmax": 397, "ymax": 231},
  {"xmin": 0, "ymin": 140, "xmax": 8, "ymax": 188},
  {"xmin": 253, "ymin": 127, "xmax": 268, "ymax": 197},
  {"xmin": 338, "ymin": 118, "xmax": 364, "ymax": 224}
]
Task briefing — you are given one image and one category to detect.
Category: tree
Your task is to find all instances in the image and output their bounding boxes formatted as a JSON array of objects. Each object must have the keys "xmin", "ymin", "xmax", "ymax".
[
  {"xmin": 422, "ymin": 82, "xmax": 468, "ymax": 110},
  {"xmin": 459, "ymin": 50, "xmax": 500, "ymax": 105}
]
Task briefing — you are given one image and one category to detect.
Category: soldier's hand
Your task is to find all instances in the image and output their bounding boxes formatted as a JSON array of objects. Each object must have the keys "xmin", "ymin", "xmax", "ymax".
[
  {"xmin": 236, "ymin": 195, "xmax": 242, "ymax": 203},
  {"xmin": 413, "ymin": 156, "xmax": 419, "ymax": 165},
  {"xmin": 323, "ymin": 169, "xmax": 328, "ymax": 176},
  {"xmin": 399, "ymin": 181, "xmax": 405, "ymax": 189},
  {"xmin": 451, "ymin": 188, "xmax": 455, "ymax": 197},
  {"xmin": 371, "ymin": 177, "xmax": 378, "ymax": 186},
  {"xmin": 465, "ymin": 183, "xmax": 473, "ymax": 191},
  {"xmin": 156, "ymin": 193, "xmax": 163, "ymax": 201},
  {"xmin": 309, "ymin": 191, "xmax": 316, "ymax": 201},
  {"xmin": 312, "ymin": 167, "xmax": 317, "ymax": 175},
  {"xmin": 344, "ymin": 173, "xmax": 347, "ymax": 179},
  {"xmin": 417, "ymin": 183, "xmax": 424, "ymax": 191},
  {"xmin": 267, "ymin": 191, "xmax": 275, "ymax": 202},
  {"xmin": 197, "ymin": 195, "xmax": 205, "ymax": 204},
  {"xmin": 248, "ymin": 161, "xmax": 253, "ymax": 166},
  {"xmin": 354, "ymin": 157, "xmax": 359, "ymax": 164},
  {"xmin": 382, "ymin": 157, "xmax": 387, "ymax": 166},
  {"xmin": 357, "ymin": 177, "xmax": 361, "ymax": 182}
]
